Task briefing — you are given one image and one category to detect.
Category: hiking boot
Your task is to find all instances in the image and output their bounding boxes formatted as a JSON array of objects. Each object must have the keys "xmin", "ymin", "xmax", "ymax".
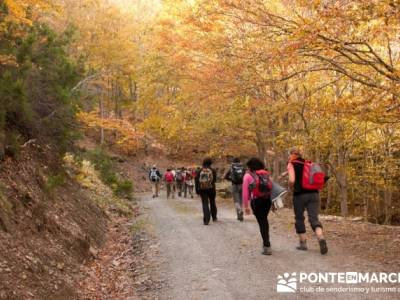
[
  {"xmin": 262, "ymin": 246, "xmax": 272, "ymax": 255},
  {"xmin": 296, "ymin": 241, "xmax": 308, "ymax": 251},
  {"xmin": 319, "ymin": 239, "xmax": 328, "ymax": 255},
  {"xmin": 237, "ymin": 210, "xmax": 244, "ymax": 222}
]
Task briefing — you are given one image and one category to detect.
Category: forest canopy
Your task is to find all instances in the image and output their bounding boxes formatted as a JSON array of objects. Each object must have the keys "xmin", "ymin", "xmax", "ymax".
[{"xmin": 1, "ymin": 0, "xmax": 399, "ymax": 224}]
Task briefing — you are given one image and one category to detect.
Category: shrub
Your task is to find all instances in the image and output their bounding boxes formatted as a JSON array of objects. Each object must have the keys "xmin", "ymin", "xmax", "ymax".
[{"xmin": 83, "ymin": 148, "xmax": 133, "ymax": 199}]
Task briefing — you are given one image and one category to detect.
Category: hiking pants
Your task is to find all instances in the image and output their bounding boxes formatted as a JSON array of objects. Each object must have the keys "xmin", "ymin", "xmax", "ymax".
[
  {"xmin": 166, "ymin": 182, "xmax": 175, "ymax": 199},
  {"xmin": 185, "ymin": 183, "xmax": 194, "ymax": 198},
  {"xmin": 251, "ymin": 197, "xmax": 272, "ymax": 247},
  {"xmin": 200, "ymin": 190, "xmax": 217, "ymax": 224},
  {"xmin": 176, "ymin": 181, "xmax": 184, "ymax": 197},
  {"xmin": 183, "ymin": 182, "xmax": 188, "ymax": 197},
  {"xmin": 231, "ymin": 184, "xmax": 243, "ymax": 213},
  {"xmin": 151, "ymin": 181, "xmax": 160, "ymax": 197},
  {"xmin": 293, "ymin": 193, "xmax": 322, "ymax": 234}
]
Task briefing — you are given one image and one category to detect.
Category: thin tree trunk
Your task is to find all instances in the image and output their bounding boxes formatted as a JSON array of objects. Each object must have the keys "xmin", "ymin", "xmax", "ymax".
[
  {"xmin": 337, "ymin": 149, "xmax": 348, "ymax": 217},
  {"xmin": 0, "ymin": 129, "xmax": 5, "ymax": 160},
  {"xmin": 384, "ymin": 189, "xmax": 392, "ymax": 224},
  {"xmin": 99, "ymin": 93, "xmax": 105, "ymax": 145},
  {"xmin": 362, "ymin": 124, "xmax": 368, "ymax": 221},
  {"xmin": 255, "ymin": 134, "xmax": 267, "ymax": 166}
]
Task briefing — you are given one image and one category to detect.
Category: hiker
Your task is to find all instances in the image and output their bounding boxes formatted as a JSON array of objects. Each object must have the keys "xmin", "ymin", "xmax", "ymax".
[
  {"xmin": 287, "ymin": 148, "xmax": 328, "ymax": 255},
  {"xmin": 195, "ymin": 158, "xmax": 218, "ymax": 225},
  {"xmin": 164, "ymin": 168, "xmax": 175, "ymax": 199},
  {"xmin": 149, "ymin": 165, "xmax": 162, "ymax": 198},
  {"xmin": 242, "ymin": 158, "xmax": 273, "ymax": 255},
  {"xmin": 171, "ymin": 167, "xmax": 177, "ymax": 194},
  {"xmin": 182, "ymin": 167, "xmax": 188, "ymax": 197},
  {"xmin": 224, "ymin": 157, "xmax": 245, "ymax": 221},
  {"xmin": 184, "ymin": 168, "xmax": 195, "ymax": 198},
  {"xmin": 175, "ymin": 168, "xmax": 184, "ymax": 197}
]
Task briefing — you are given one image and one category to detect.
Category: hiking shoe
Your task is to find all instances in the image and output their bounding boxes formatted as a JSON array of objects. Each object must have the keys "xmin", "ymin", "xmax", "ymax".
[
  {"xmin": 296, "ymin": 241, "xmax": 308, "ymax": 251},
  {"xmin": 237, "ymin": 211, "xmax": 244, "ymax": 222},
  {"xmin": 319, "ymin": 239, "xmax": 328, "ymax": 255},
  {"xmin": 262, "ymin": 246, "xmax": 272, "ymax": 255}
]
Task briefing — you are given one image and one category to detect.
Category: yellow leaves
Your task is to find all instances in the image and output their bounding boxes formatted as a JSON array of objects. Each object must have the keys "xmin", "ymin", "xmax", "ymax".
[
  {"xmin": 78, "ymin": 111, "xmax": 144, "ymax": 153},
  {"xmin": 4, "ymin": 0, "xmax": 28, "ymax": 23},
  {"xmin": 4, "ymin": 0, "xmax": 50, "ymax": 25}
]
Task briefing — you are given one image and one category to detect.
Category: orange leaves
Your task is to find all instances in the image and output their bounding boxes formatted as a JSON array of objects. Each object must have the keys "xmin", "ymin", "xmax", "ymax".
[
  {"xmin": 78, "ymin": 111, "xmax": 144, "ymax": 153},
  {"xmin": 4, "ymin": 0, "xmax": 30, "ymax": 23}
]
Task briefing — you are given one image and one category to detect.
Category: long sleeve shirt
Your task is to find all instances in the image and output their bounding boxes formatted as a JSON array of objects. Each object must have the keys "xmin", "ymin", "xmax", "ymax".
[{"xmin": 241, "ymin": 172, "xmax": 253, "ymax": 208}]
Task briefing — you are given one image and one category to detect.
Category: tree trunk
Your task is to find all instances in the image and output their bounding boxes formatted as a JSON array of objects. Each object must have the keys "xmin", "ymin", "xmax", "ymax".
[
  {"xmin": 99, "ymin": 92, "xmax": 105, "ymax": 145},
  {"xmin": 362, "ymin": 125, "xmax": 368, "ymax": 221},
  {"xmin": 333, "ymin": 80, "xmax": 348, "ymax": 217},
  {"xmin": 255, "ymin": 134, "xmax": 267, "ymax": 166},
  {"xmin": 0, "ymin": 129, "xmax": 5, "ymax": 160},
  {"xmin": 129, "ymin": 78, "xmax": 137, "ymax": 102},
  {"xmin": 337, "ymin": 149, "xmax": 348, "ymax": 217},
  {"xmin": 384, "ymin": 188, "xmax": 392, "ymax": 224}
]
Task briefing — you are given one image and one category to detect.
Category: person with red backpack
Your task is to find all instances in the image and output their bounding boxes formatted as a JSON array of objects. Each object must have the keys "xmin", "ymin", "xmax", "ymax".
[
  {"xmin": 287, "ymin": 148, "xmax": 328, "ymax": 255},
  {"xmin": 242, "ymin": 157, "xmax": 273, "ymax": 255},
  {"xmin": 164, "ymin": 168, "xmax": 175, "ymax": 199}
]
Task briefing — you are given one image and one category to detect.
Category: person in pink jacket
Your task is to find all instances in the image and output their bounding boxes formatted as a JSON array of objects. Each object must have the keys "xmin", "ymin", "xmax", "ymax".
[{"xmin": 242, "ymin": 157, "xmax": 273, "ymax": 255}]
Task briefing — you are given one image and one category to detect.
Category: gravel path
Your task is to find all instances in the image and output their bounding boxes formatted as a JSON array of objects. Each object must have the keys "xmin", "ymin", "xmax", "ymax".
[{"xmin": 139, "ymin": 193, "xmax": 399, "ymax": 300}]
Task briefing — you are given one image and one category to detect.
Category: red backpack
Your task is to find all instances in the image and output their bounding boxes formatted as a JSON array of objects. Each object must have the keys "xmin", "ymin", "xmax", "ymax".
[
  {"xmin": 165, "ymin": 172, "xmax": 174, "ymax": 183},
  {"xmin": 293, "ymin": 160, "xmax": 325, "ymax": 190},
  {"xmin": 248, "ymin": 170, "xmax": 273, "ymax": 200}
]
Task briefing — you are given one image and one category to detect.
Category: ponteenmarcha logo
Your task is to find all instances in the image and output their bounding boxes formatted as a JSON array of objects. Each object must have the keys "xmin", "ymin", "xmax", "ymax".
[
  {"xmin": 276, "ymin": 271, "xmax": 400, "ymax": 294},
  {"xmin": 277, "ymin": 272, "xmax": 297, "ymax": 293}
]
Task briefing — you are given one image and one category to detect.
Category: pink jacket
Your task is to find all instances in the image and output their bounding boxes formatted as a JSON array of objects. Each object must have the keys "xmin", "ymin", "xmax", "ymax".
[{"xmin": 242, "ymin": 172, "xmax": 254, "ymax": 208}]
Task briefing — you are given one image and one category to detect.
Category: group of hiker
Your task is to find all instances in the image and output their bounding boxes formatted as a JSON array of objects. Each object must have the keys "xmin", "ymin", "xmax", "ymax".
[
  {"xmin": 148, "ymin": 166, "xmax": 196, "ymax": 199},
  {"xmin": 148, "ymin": 147, "xmax": 328, "ymax": 256}
]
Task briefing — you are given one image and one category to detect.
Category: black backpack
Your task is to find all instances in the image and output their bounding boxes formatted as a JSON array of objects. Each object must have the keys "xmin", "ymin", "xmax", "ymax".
[
  {"xmin": 230, "ymin": 163, "xmax": 245, "ymax": 184},
  {"xmin": 175, "ymin": 171, "xmax": 183, "ymax": 182},
  {"xmin": 150, "ymin": 169, "xmax": 159, "ymax": 182}
]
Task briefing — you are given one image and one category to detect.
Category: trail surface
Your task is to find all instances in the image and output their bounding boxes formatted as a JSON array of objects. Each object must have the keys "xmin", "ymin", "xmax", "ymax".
[{"xmin": 138, "ymin": 193, "xmax": 398, "ymax": 300}]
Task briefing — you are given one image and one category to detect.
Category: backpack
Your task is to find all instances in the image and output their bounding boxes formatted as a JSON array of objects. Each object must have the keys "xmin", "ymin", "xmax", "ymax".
[
  {"xmin": 248, "ymin": 170, "xmax": 272, "ymax": 200},
  {"xmin": 175, "ymin": 171, "xmax": 184, "ymax": 182},
  {"xmin": 199, "ymin": 168, "xmax": 213, "ymax": 190},
  {"xmin": 230, "ymin": 163, "xmax": 244, "ymax": 184},
  {"xmin": 185, "ymin": 172, "xmax": 192, "ymax": 181},
  {"xmin": 165, "ymin": 172, "xmax": 174, "ymax": 183},
  {"xmin": 293, "ymin": 160, "xmax": 325, "ymax": 190},
  {"xmin": 150, "ymin": 169, "xmax": 159, "ymax": 182}
]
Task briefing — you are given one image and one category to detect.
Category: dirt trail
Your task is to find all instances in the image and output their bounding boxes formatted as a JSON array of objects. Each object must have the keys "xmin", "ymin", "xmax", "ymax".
[{"xmin": 137, "ymin": 193, "xmax": 399, "ymax": 300}]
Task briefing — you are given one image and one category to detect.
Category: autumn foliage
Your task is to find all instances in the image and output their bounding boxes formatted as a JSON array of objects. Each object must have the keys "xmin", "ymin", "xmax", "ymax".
[{"xmin": 1, "ymin": 0, "xmax": 399, "ymax": 224}]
